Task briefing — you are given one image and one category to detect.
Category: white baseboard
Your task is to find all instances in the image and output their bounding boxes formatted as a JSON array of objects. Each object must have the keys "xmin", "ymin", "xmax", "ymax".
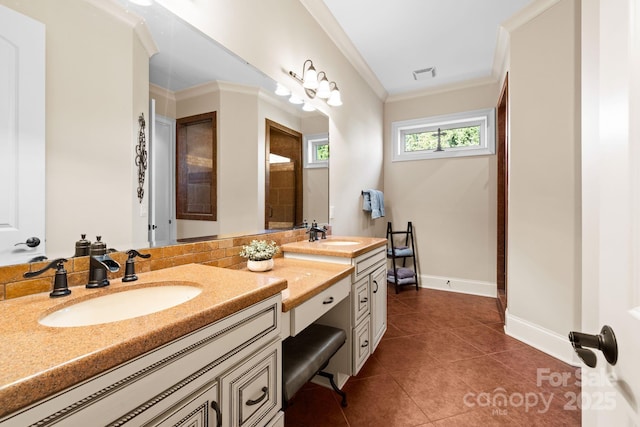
[
  {"xmin": 505, "ymin": 309, "xmax": 580, "ymax": 366},
  {"xmin": 420, "ymin": 274, "xmax": 497, "ymax": 298}
]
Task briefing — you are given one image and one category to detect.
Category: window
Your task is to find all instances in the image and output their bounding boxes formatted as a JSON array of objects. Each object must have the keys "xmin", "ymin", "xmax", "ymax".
[
  {"xmin": 391, "ymin": 108, "xmax": 495, "ymax": 161},
  {"xmin": 303, "ymin": 133, "xmax": 329, "ymax": 168}
]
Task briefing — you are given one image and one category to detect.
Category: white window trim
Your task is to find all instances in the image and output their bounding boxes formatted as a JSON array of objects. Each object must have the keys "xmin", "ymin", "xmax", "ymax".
[
  {"xmin": 303, "ymin": 132, "xmax": 329, "ymax": 168},
  {"xmin": 391, "ymin": 108, "xmax": 496, "ymax": 162}
]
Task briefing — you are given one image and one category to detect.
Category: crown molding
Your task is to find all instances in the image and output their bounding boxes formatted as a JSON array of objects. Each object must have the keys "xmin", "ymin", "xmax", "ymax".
[
  {"xmin": 174, "ymin": 81, "xmax": 220, "ymax": 101},
  {"xmin": 300, "ymin": 0, "xmax": 387, "ymax": 101},
  {"xmin": 491, "ymin": 26, "xmax": 510, "ymax": 83},
  {"xmin": 173, "ymin": 81, "xmax": 266, "ymax": 102},
  {"xmin": 84, "ymin": 0, "xmax": 158, "ymax": 57},
  {"xmin": 502, "ymin": 0, "xmax": 561, "ymax": 32},
  {"xmin": 149, "ymin": 83, "xmax": 176, "ymax": 102},
  {"xmin": 215, "ymin": 81, "xmax": 260, "ymax": 96},
  {"xmin": 385, "ymin": 76, "xmax": 498, "ymax": 104}
]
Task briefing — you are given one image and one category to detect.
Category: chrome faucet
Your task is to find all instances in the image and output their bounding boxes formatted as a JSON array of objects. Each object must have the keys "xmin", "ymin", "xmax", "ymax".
[
  {"xmin": 87, "ymin": 236, "xmax": 120, "ymax": 288},
  {"xmin": 307, "ymin": 221, "xmax": 327, "ymax": 242}
]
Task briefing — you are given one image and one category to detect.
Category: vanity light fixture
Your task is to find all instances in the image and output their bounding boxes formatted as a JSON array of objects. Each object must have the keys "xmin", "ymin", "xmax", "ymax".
[
  {"xmin": 289, "ymin": 59, "xmax": 342, "ymax": 107},
  {"xmin": 316, "ymin": 72, "xmax": 331, "ymax": 99},
  {"xmin": 302, "ymin": 102, "xmax": 316, "ymax": 112},
  {"xmin": 289, "ymin": 94, "xmax": 304, "ymax": 105},
  {"xmin": 275, "ymin": 83, "xmax": 290, "ymax": 96},
  {"xmin": 327, "ymin": 82, "xmax": 343, "ymax": 107}
]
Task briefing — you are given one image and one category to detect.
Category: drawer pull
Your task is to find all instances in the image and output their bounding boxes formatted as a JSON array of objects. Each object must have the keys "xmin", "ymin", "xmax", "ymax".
[
  {"xmin": 246, "ymin": 386, "xmax": 269, "ymax": 406},
  {"xmin": 211, "ymin": 400, "xmax": 222, "ymax": 427},
  {"xmin": 361, "ymin": 340, "xmax": 369, "ymax": 348},
  {"xmin": 323, "ymin": 296, "xmax": 334, "ymax": 305},
  {"xmin": 360, "ymin": 297, "xmax": 368, "ymax": 303},
  {"xmin": 373, "ymin": 280, "xmax": 379, "ymax": 294}
]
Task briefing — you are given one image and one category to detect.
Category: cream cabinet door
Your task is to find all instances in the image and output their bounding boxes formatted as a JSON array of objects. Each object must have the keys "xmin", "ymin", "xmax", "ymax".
[
  {"xmin": 146, "ymin": 383, "xmax": 220, "ymax": 427},
  {"xmin": 370, "ymin": 265, "xmax": 387, "ymax": 352}
]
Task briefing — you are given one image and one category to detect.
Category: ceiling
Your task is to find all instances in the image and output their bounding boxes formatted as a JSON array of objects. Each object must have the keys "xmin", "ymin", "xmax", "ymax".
[
  {"xmin": 118, "ymin": 0, "xmax": 534, "ymax": 100},
  {"xmin": 117, "ymin": 0, "xmax": 276, "ymax": 93},
  {"xmin": 318, "ymin": 0, "xmax": 534, "ymax": 97}
]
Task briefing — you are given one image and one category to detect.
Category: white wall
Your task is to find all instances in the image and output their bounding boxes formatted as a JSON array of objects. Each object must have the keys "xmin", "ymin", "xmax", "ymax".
[
  {"xmin": 0, "ymin": 0, "xmax": 150, "ymax": 258},
  {"xmin": 301, "ymin": 114, "xmax": 330, "ymax": 225},
  {"xmin": 506, "ymin": 0, "xmax": 581, "ymax": 360},
  {"xmin": 156, "ymin": 82, "xmax": 329, "ymax": 239},
  {"xmin": 384, "ymin": 82, "xmax": 499, "ymax": 291}
]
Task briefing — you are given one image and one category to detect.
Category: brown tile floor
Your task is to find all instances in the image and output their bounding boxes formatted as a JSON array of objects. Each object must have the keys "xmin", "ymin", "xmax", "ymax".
[{"xmin": 284, "ymin": 287, "xmax": 581, "ymax": 427}]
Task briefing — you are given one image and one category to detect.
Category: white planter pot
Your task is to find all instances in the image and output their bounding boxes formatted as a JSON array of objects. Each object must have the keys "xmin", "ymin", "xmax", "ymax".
[{"xmin": 247, "ymin": 259, "xmax": 274, "ymax": 272}]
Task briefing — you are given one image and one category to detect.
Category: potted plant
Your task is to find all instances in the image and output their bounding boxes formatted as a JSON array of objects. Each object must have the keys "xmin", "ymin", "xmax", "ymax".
[{"xmin": 240, "ymin": 240, "xmax": 280, "ymax": 272}]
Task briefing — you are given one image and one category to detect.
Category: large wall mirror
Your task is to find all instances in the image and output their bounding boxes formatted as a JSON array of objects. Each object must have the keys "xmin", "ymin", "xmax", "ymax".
[{"xmin": 0, "ymin": 0, "xmax": 329, "ymax": 267}]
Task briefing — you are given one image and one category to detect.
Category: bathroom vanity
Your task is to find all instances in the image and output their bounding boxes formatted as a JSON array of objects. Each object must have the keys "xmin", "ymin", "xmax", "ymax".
[
  {"xmin": 0, "ymin": 237, "xmax": 387, "ymax": 426},
  {"xmin": 0, "ymin": 265, "xmax": 287, "ymax": 427},
  {"xmin": 280, "ymin": 236, "xmax": 387, "ymax": 387}
]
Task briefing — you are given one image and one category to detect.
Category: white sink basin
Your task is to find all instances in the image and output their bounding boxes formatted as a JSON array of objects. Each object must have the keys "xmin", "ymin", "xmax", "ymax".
[
  {"xmin": 322, "ymin": 241, "xmax": 360, "ymax": 246},
  {"xmin": 39, "ymin": 283, "xmax": 202, "ymax": 327}
]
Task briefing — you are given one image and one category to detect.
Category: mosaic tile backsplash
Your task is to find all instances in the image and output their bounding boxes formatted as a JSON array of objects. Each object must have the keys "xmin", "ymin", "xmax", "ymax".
[{"xmin": 0, "ymin": 229, "xmax": 309, "ymax": 300}]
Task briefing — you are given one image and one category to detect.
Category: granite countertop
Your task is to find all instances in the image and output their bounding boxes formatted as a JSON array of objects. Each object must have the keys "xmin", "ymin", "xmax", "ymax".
[
  {"xmin": 0, "ymin": 264, "xmax": 286, "ymax": 418},
  {"xmin": 244, "ymin": 258, "xmax": 354, "ymax": 312},
  {"xmin": 280, "ymin": 236, "xmax": 387, "ymax": 258}
]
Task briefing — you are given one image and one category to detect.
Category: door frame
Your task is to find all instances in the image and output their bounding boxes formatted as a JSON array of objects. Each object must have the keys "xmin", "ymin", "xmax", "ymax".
[
  {"xmin": 496, "ymin": 74, "xmax": 509, "ymax": 318},
  {"xmin": 264, "ymin": 119, "xmax": 303, "ymax": 229},
  {"xmin": 148, "ymin": 99, "xmax": 177, "ymax": 243}
]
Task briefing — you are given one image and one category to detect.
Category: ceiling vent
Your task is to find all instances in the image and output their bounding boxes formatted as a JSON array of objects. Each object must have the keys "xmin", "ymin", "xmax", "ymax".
[{"xmin": 412, "ymin": 67, "xmax": 436, "ymax": 80}]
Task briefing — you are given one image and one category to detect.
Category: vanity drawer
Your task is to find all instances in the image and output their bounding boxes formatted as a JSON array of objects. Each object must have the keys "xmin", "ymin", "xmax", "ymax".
[
  {"xmin": 352, "ymin": 315, "xmax": 371, "ymax": 375},
  {"xmin": 290, "ymin": 276, "xmax": 350, "ymax": 336},
  {"xmin": 352, "ymin": 276, "xmax": 370, "ymax": 325},
  {"xmin": 220, "ymin": 341, "xmax": 280, "ymax": 427},
  {"xmin": 352, "ymin": 247, "xmax": 386, "ymax": 282}
]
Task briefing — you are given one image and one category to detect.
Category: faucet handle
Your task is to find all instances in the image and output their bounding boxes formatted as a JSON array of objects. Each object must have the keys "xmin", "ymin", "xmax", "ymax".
[
  {"xmin": 126, "ymin": 249, "xmax": 151, "ymax": 260},
  {"xmin": 24, "ymin": 258, "xmax": 71, "ymax": 298},
  {"xmin": 122, "ymin": 250, "xmax": 151, "ymax": 282},
  {"xmin": 24, "ymin": 258, "xmax": 66, "ymax": 278}
]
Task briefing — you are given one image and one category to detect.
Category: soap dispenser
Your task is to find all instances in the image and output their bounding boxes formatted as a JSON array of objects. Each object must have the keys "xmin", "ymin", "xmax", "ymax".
[{"xmin": 74, "ymin": 234, "xmax": 91, "ymax": 257}]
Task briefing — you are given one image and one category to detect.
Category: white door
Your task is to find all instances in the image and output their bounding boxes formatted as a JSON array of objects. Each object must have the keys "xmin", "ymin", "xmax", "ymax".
[
  {"xmin": 581, "ymin": 0, "xmax": 640, "ymax": 425},
  {"xmin": 148, "ymin": 100, "xmax": 176, "ymax": 244},
  {"xmin": 0, "ymin": 5, "xmax": 45, "ymax": 266}
]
